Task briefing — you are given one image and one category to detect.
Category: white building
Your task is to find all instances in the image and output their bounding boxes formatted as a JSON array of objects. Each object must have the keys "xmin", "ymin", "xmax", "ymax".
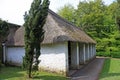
[{"xmin": 2, "ymin": 10, "xmax": 96, "ymax": 76}]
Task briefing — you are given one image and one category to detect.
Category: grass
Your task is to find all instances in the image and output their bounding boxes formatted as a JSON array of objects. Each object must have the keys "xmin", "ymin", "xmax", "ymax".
[
  {"xmin": 99, "ymin": 58, "xmax": 120, "ymax": 80},
  {"xmin": 0, "ymin": 66, "xmax": 68, "ymax": 80}
]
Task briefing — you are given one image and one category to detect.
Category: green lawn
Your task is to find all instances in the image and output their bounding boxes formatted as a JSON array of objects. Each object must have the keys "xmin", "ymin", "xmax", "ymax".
[
  {"xmin": 0, "ymin": 66, "xmax": 68, "ymax": 80},
  {"xmin": 99, "ymin": 58, "xmax": 120, "ymax": 80}
]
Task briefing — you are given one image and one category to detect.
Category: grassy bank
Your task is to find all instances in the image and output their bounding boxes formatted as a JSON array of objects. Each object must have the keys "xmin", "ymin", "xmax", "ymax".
[
  {"xmin": 0, "ymin": 66, "xmax": 67, "ymax": 80},
  {"xmin": 99, "ymin": 58, "xmax": 120, "ymax": 80}
]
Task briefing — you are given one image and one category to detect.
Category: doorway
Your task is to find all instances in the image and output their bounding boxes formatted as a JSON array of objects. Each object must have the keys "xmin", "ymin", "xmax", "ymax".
[
  {"xmin": 68, "ymin": 41, "xmax": 71, "ymax": 69},
  {"xmin": 68, "ymin": 42, "xmax": 78, "ymax": 69}
]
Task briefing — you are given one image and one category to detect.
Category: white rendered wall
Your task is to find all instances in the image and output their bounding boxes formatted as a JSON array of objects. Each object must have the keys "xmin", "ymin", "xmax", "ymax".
[
  {"xmin": 6, "ymin": 42, "xmax": 68, "ymax": 74},
  {"xmin": 6, "ymin": 47, "xmax": 25, "ymax": 66},
  {"xmin": 39, "ymin": 42, "xmax": 68, "ymax": 74}
]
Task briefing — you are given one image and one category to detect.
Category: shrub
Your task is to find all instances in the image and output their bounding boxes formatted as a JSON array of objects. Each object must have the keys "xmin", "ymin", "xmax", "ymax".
[
  {"xmin": 97, "ymin": 51, "xmax": 120, "ymax": 58},
  {"xmin": 106, "ymin": 47, "xmax": 119, "ymax": 52},
  {"xmin": 96, "ymin": 52, "xmax": 111, "ymax": 57},
  {"xmin": 111, "ymin": 52, "xmax": 120, "ymax": 58}
]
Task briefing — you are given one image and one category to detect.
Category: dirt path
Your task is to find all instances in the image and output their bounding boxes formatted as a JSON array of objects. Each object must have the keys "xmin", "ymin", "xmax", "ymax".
[{"xmin": 70, "ymin": 57, "xmax": 105, "ymax": 80}]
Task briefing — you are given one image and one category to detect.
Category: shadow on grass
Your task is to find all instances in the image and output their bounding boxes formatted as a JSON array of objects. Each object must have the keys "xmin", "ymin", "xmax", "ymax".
[
  {"xmin": 0, "ymin": 66, "xmax": 68, "ymax": 80},
  {"xmin": 0, "ymin": 66, "xmax": 25, "ymax": 79}
]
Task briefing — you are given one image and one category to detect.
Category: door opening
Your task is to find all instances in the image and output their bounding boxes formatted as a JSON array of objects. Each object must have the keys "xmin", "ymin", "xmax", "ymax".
[{"xmin": 68, "ymin": 41, "xmax": 71, "ymax": 69}]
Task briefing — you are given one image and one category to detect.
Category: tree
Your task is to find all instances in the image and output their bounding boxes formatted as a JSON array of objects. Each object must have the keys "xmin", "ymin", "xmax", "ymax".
[
  {"xmin": 116, "ymin": 0, "xmax": 120, "ymax": 31},
  {"xmin": 76, "ymin": 0, "xmax": 107, "ymax": 38},
  {"xmin": 23, "ymin": 0, "xmax": 50, "ymax": 78},
  {"xmin": 57, "ymin": 0, "xmax": 120, "ymax": 54},
  {"xmin": 57, "ymin": 4, "xmax": 76, "ymax": 24},
  {"xmin": 0, "ymin": 20, "xmax": 9, "ymax": 65},
  {"xmin": 0, "ymin": 20, "xmax": 9, "ymax": 43}
]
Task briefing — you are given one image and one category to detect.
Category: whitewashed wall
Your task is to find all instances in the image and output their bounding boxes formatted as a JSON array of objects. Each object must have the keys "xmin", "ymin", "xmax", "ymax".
[
  {"xmin": 6, "ymin": 47, "xmax": 25, "ymax": 66},
  {"xmin": 39, "ymin": 42, "xmax": 68, "ymax": 74},
  {"xmin": 5, "ymin": 42, "xmax": 68, "ymax": 74}
]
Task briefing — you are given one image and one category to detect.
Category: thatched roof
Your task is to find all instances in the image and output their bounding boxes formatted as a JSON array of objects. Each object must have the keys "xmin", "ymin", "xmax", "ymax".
[{"xmin": 6, "ymin": 9, "xmax": 96, "ymax": 46}]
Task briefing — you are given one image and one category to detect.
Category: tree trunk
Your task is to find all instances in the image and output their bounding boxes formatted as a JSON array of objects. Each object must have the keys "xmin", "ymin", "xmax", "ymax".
[{"xmin": 28, "ymin": 62, "xmax": 32, "ymax": 78}]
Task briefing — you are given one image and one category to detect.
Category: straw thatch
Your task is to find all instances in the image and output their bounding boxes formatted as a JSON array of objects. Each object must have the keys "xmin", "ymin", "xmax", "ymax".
[{"xmin": 6, "ymin": 9, "xmax": 96, "ymax": 46}]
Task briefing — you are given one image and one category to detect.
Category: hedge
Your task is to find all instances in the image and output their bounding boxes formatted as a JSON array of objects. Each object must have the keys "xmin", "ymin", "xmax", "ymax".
[{"xmin": 97, "ymin": 52, "xmax": 120, "ymax": 58}]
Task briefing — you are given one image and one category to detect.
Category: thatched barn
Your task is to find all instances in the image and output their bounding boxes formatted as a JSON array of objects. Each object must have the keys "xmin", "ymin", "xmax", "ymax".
[{"xmin": 2, "ymin": 10, "xmax": 96, "ymax": 76}]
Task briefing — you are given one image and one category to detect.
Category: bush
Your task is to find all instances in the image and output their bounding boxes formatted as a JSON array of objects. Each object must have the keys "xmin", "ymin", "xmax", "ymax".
[
  {"xmin": 111, "ymin": 52, "xmax": 120, "ymax": 58},
  {"xmin": 96, "ymin": 52, "xmax": 111, "ymax": 57},
  {"xmin": 106, "ymin": 47, "xmax": 119, "ymax": 52},
  {"xmin": 97, "ymin": 51, "xmax": 120, "ymax": 58}
]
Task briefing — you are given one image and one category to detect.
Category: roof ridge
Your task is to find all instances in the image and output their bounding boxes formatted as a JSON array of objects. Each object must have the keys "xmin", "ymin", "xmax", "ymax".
[
  {"xmin": 48, "ymin": 9, "xmax": 82, "ymax": 31},
  {"xmin": 48, "ymin": 9, "xmax": 96, "ymax": 43}
]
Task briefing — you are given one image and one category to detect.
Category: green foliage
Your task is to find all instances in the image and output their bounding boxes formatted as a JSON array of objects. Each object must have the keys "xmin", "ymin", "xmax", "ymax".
[
  {"xmin": 58, "ymin": 0, "xmax": 120, "ymax": 58},
  {"xmin": 111, "ymin": 52, "xmax": 120, "ymax": 58},
  {"xmin": 58, "ymin": 4, "xmax": 76, "ymax": 24},
  {"xmin": 97, "ymin": 52, "xmax": 111, "ymax": 57},
  {"xmin": 0, "ymin": 19, "xmax": 9, "ymax": 42},
  {"xmin": 76, "ymin": 0, "xmax": 106, "ymax": 36},
  {"xmin": 97, "ymin": 52, "xmax": 120, "ymax": 58},
  {"xmin": 23, "ymin": 0, "xmax": 50, "ymax": 78},
  {"xmin": 116, "ymin": 0, "xmax": 120, "ymax": 31},
  {"xmin": 0, "ymin": 20, "xmax": 9, "ymax": 36},
  {"xmin": 0, "ymin": 20, "xmax": 9, "ymax": 69}
]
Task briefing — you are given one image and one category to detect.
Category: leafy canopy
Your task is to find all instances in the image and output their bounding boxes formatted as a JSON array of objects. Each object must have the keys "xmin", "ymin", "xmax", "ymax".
[{"xmin": 58, "ymin": 0, "xmax": 120, "ymax": 55}]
